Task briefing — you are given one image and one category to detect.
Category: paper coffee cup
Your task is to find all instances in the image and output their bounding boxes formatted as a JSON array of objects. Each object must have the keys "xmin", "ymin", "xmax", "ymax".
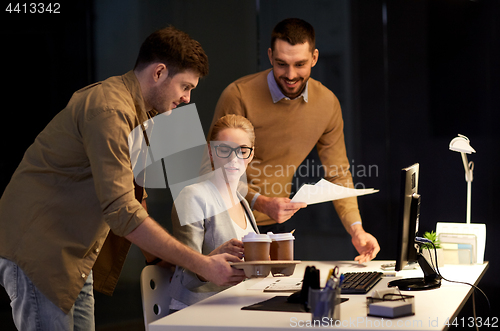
[
  {"xmin": 242, "ymin": 233, "xmax": 272, "ymax": 261},
  {"xmin": 267, "ymin": 232, "xmax": 295, "ymax": 261}
]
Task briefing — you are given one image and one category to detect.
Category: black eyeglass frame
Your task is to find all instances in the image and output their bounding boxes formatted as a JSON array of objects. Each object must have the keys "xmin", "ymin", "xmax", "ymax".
[{"xmin": 214, "ymin": 145, "xmax": 254, "ymax": 159}]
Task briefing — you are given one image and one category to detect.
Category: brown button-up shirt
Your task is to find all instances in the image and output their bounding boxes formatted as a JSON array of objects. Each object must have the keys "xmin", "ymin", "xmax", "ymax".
[{"xmin": 0, "ymin": 71, "xmax": 153, "ymax": 313}]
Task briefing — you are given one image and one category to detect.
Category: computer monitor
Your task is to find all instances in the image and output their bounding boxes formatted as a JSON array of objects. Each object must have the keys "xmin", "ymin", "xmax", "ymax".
[
  {"xmin": 388, "ymin": 163, "xmax": 441, "ymax": 291},
  {"xmin": 395, "ymin": 163, "xmax": 420, "ymax": 271}
]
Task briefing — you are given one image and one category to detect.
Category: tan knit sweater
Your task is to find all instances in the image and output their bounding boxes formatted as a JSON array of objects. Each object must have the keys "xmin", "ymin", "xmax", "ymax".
[{"xmin": 208, "ymin": 69, "xmax": 361, "ymax": 230}]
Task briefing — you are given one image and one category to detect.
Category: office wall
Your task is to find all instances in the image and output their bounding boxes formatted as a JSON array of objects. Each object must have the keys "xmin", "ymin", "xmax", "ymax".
[
  {"xmin": 351, "ymin": 0, "xmax": 500, "ymax": 318},
  {"xmin": 0, "ymin": 1, "xmax": 94, "ymax": 191}
]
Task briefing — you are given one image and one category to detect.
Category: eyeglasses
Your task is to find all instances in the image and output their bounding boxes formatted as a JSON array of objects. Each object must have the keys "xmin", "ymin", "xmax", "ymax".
[{"xmin": 214, "ymin": 145, "xmax": 253, "ymax": 159}]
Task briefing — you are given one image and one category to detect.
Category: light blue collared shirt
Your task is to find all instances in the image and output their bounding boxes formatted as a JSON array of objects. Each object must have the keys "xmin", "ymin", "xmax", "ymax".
[{"xmin": 267, "ymin": 70, "xmax": 309, "ymax": 103}]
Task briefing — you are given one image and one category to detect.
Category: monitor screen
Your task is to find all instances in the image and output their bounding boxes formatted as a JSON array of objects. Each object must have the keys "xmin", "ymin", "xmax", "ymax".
[
  {"xmin": 395, "ymin": 163, "xmax": 420, "ymax": 271},
  {"xmin": 389, "ymin": 163, "xmax": 441, "ymax": 291}
]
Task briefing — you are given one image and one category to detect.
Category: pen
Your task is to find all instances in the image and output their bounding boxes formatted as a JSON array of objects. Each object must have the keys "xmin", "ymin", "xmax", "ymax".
[
  {"xmin": 325, "ymin": 277, "xmax": 335, "ymax": 290},
  {"xmin": 326, "ymin": 268, "xmax": 334, "ymax": 281},
  {"xmin": 338, "ymin": 274, "xmax": 345, "ymax": 287}
]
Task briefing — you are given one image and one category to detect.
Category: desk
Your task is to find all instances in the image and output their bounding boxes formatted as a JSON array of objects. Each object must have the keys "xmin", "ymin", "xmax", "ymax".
[{"xmin": 150, "ymin": 260, "xmax": 489, "ymax": 331}]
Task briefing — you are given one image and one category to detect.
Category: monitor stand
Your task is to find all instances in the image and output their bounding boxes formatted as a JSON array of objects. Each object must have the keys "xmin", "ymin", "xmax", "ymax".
[{"xmin": 388, "ymin": 254, "xmax": 442, "ymax": 291}]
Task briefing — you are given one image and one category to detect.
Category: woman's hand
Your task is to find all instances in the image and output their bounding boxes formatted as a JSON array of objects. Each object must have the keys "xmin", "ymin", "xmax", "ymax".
[{"xmin": 209, "ymin": 238, "xmax": 244, "ymax": 259}]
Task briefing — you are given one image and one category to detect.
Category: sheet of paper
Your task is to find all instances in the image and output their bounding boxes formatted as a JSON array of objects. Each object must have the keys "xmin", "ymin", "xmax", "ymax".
[
  {"xmin": 263, "ymin": 278, "xmax": 303, "ymax": 292},
  {"xmin": 290, "ymin": 178, "xmax": 378, "ymax": 205},
  {"xmin": 247, "ymin": 278, "xmax": 303, "ymax": 291}
]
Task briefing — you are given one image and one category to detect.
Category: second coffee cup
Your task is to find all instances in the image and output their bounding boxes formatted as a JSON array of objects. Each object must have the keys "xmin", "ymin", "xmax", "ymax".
[
  {"xmin": 242, "ymin": 233, "xmax": 272, "ymax": 261},
  {"xmin": 268, "ymin": 232, "xmax": 295, "ymax": 260}
]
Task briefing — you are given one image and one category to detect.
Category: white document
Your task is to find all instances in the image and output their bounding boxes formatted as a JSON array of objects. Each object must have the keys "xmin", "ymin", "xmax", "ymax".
[
  {"xmin": 246, "ymin": 278, "xmax": 303, "ymax": 291},
  {"xmin": 291, "ymin": 178, "xmax": 378, "ymax": 205}
]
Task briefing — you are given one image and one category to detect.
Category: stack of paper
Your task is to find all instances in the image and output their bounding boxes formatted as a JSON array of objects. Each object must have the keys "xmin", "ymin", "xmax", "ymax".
[{"xmin": 290, "ymin": 179, "xmax": 378, "ymax": 205}]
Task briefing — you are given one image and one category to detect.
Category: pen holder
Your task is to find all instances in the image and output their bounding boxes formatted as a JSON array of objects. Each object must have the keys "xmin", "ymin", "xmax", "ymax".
[{"xmin": 308, "ymin": 286, "xmax": 341, "ymax": 322}]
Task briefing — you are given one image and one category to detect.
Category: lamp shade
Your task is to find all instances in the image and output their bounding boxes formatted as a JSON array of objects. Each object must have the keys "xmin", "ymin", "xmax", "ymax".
[{"xmin": 449, "ymin": 134, "xmax": 476, "ymax": 154}]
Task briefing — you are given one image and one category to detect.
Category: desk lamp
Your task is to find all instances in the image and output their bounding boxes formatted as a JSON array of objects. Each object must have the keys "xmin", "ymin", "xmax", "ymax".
[
  {"xmin": 436, "ymin": 134, "xmax": 484, "ymax": 264},
  {"xmin": 449, "ymin": 134, "xmax": 475, "ymax": 224}
]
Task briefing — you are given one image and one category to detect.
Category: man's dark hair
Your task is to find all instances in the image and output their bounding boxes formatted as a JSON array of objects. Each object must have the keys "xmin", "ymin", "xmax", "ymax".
[
  {"xmin": 134, "ymin": 26, "xmax": 209, "ymax": 77},
  {"xmin": 270, "ymin": 18, "xmax": 315, "ymax": 52}
]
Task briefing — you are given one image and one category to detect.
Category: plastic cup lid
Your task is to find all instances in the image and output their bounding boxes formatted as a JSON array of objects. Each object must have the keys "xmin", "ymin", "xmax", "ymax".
[
  {"xmin": 242, "ymin": 232, "xmax": 272, "ymax": 243},
  {"xmin": 267, "ymin": 232, "xmax": 295, "ymax": 241}
]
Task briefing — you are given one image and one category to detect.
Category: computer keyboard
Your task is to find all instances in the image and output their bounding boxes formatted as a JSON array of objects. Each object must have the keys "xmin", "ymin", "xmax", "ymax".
[{"xmin": 340, "ymin": 271, "xmax": 383, "ymax": 294}]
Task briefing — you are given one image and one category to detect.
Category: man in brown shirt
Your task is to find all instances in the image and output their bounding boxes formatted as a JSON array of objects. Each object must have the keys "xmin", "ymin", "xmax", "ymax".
[
  {"xmin": 207, "ymin": 18, "xmax": 380, "ymax": 263},
  {"xmin": 0, "ymin": 26, "xmax": 245, "ymax": 330}
]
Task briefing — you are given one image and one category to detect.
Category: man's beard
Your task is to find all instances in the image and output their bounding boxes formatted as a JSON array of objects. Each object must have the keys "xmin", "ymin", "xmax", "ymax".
[{"xmin": 275, "ymin": 75, "xmax": 308, "ymax": 99}]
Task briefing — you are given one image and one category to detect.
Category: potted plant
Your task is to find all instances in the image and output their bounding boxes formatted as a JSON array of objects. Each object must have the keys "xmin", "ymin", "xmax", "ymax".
[{"xmin": 420, "ymin": 231, "xmax": 444, "ymax": 268}]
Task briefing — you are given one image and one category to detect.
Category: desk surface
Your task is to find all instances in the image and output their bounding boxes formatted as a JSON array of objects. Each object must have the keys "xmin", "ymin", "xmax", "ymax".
[{"xmin": 150, "ymin": 260, "xmax": 488, "ymax": 331}]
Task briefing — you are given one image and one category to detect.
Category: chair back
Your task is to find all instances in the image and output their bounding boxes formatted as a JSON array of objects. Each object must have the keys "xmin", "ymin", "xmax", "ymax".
[{"xmin": 140, "ymin": 265, "xmax": 174, "ymax": 331}]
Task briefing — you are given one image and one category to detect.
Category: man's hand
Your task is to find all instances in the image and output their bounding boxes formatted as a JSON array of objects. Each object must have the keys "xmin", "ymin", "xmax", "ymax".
[
  {"xmin": 200, "ymin": 253, "xmax": 247, "ymax": 286},
  {"xmin": 253, "ymin": 195, "xmax": 307, "ymax": 223},
  {"xmin": 125, "ymin": 217, "xmax": 246, "ymax": 287},
  {"xmin": 209, "ymin": 238, "xmax": 244, "ymax": 259},
  {"xmin": 350, "ymin": 224, "xmax": 380, "ymax": 263}
]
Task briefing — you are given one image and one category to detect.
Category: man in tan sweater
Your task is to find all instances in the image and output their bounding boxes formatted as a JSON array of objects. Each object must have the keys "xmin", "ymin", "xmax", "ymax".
[{"xmin": 207, "ymin": 18, "xmax": 380, "ymax": 263}]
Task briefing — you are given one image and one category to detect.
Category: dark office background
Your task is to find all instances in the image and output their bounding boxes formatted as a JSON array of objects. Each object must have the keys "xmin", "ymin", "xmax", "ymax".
[{"xmin": 1, "ymin": 0, "xmax": 498, "ymax": 330}]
